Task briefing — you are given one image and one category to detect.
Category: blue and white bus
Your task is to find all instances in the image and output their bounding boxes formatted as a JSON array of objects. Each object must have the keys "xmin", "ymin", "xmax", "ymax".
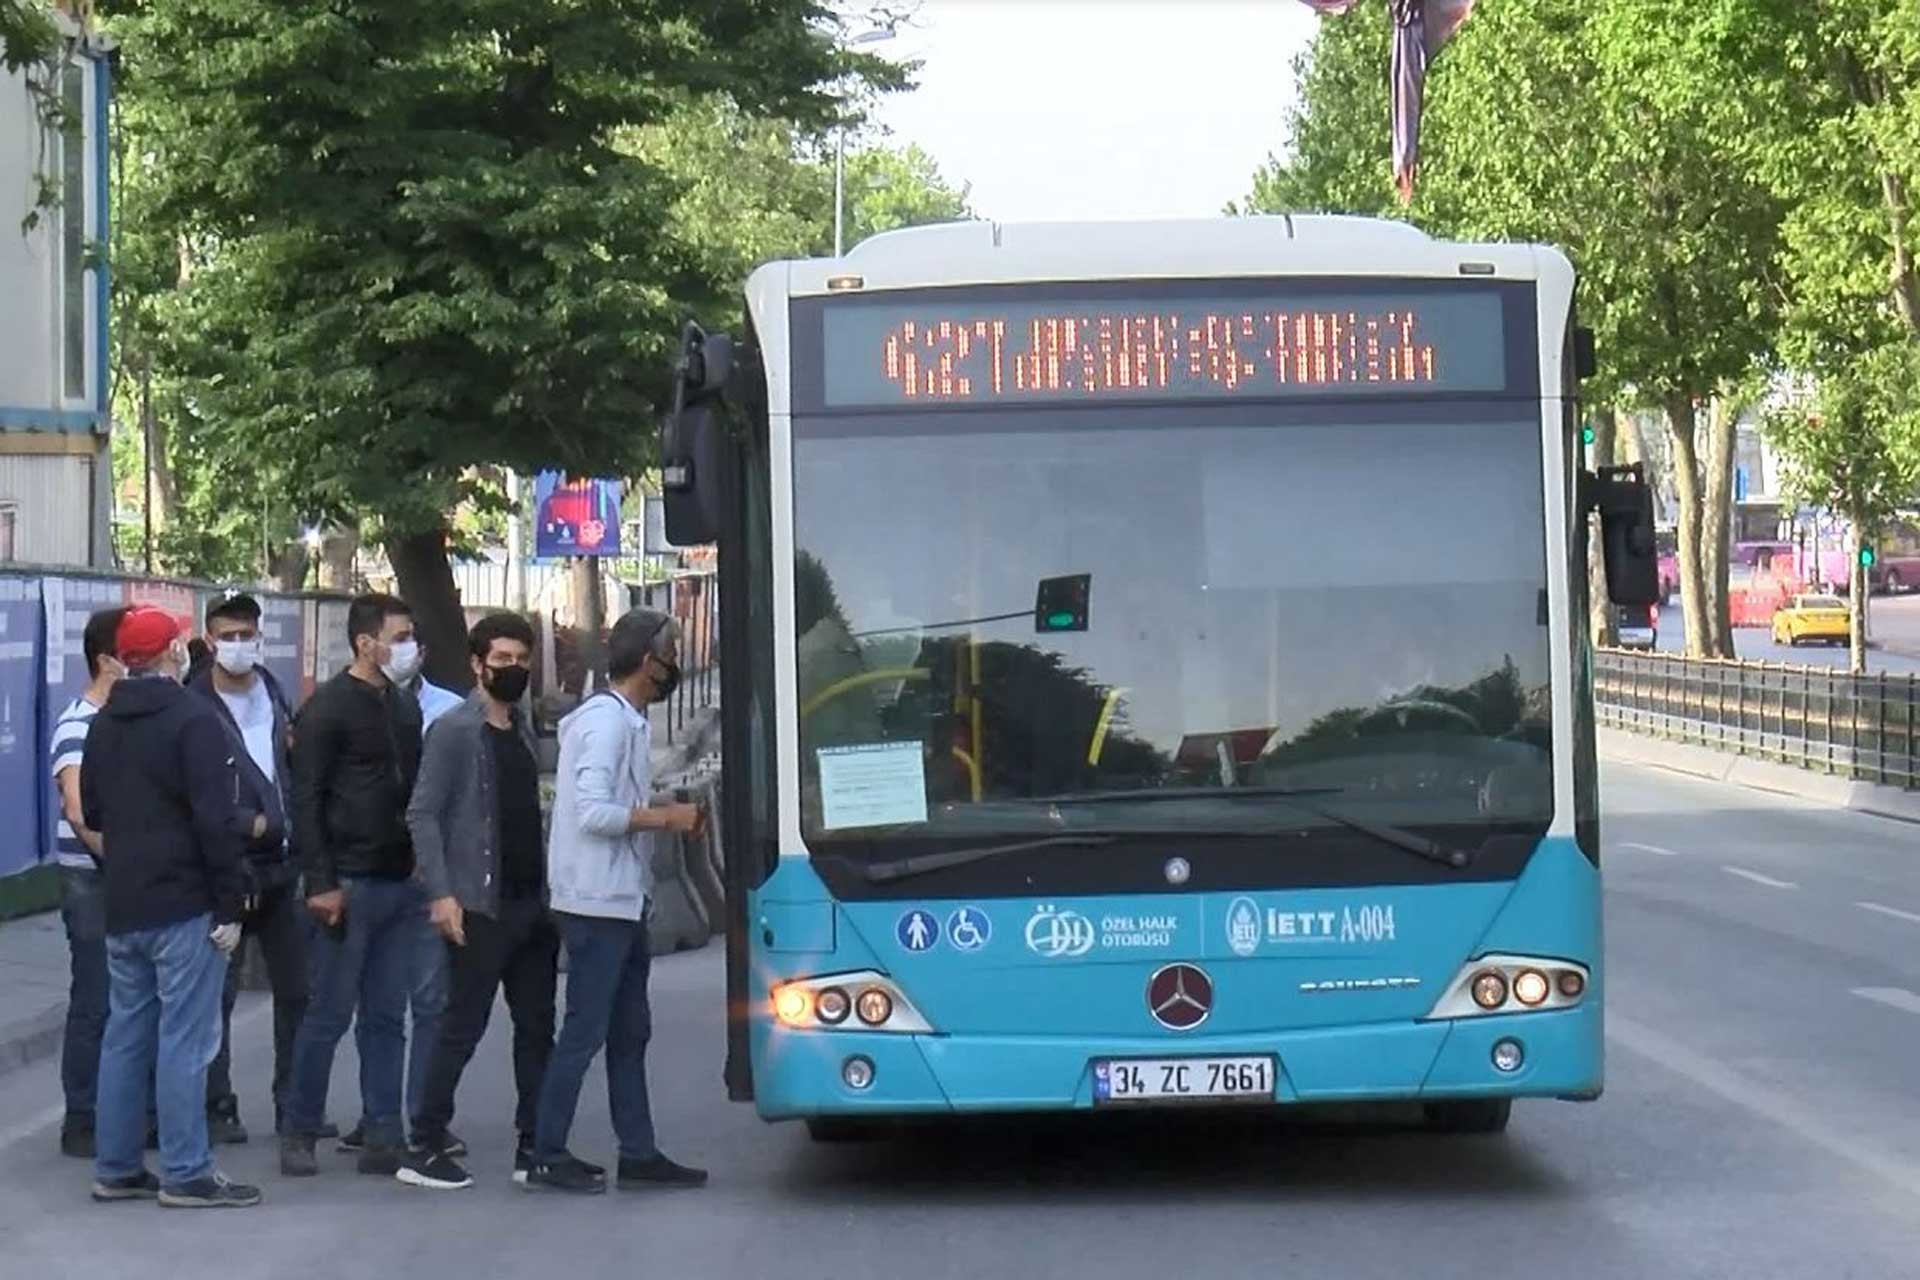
[{"xmin": 664, "ymin": 215, "xmax": 1657, "ymax": 1137}]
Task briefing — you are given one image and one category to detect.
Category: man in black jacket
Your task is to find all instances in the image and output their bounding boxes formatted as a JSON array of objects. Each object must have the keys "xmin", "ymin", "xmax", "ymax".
[
  {"xmin": 192, "ymin": 589, "xmax": 335, "ymax": 1145},
  {"xmin": 82, "ymin": 606, "xmax": 260, "ymax": 1209},
  {"xmin": 281, "ymin": 593, "xmax": 431, "ymax": 1178}
]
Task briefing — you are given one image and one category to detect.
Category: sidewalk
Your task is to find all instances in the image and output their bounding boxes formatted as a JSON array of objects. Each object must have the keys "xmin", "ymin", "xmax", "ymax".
[{"xmin": 0, "ymin": 701, "xmax": 719, "ymax": 1082}]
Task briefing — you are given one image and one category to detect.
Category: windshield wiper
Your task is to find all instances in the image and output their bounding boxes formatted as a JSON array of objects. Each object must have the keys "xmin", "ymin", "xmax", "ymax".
[
  {"xmin": 863, "ymin": 834, "xmax": 1116, "ymax": 884},
  {"xmin": 1037, "ymin": 787, "xmax": 1474, "ymax": 870}
]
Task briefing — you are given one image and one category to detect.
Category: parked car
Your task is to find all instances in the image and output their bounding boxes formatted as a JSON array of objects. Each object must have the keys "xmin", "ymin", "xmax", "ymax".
[
  {"xmin": 1771, "ymin": 594, "xmax": 1851, "ymax": 647},
  {"xmin": 1615, "ymin": 603, "xmax": 1658, "ymax": 650}
]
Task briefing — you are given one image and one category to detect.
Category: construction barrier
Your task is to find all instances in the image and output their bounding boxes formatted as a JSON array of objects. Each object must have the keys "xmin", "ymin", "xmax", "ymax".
[{"xmin": 0, "ymin": 565, "xmax": 352, "ymax": 884}]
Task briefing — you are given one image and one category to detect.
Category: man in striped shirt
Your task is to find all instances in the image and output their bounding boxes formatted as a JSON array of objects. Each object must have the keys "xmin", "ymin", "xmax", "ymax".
[{"xmin": 51, "ymin": 606, "xmax": 127, "ymax": 1159}]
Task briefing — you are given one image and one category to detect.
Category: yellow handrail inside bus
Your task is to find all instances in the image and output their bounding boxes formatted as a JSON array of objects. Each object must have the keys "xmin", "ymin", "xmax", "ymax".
[
  {"xmin": 950, "ymin": 747, "xmax": 980, "ymax": 798},
  {"xmin": 799, "ymin": 667, "xmax": 928, "ymax": 720},
  {"xmin": 1087, "ymin": 687, "xmax": 1129, "ymax": 766}
]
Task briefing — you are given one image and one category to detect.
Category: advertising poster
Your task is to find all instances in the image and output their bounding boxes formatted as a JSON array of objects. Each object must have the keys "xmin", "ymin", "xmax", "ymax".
[
  {"xmin": 533, "ymin": 472, "xmax": 623, "ymax": 559},
  {"xmin": 0, "ymin": 578, "xmax": 42, "ymax": 878},
  {"xmin": 259, "ymin": 593, "xmax": 305, "ymax": 703}
]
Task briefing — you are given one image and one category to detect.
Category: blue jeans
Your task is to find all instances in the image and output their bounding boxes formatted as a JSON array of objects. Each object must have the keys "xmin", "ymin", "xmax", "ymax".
[
  {"xmin": 58, "ymin": 866, "xmax": 109, "ymax": 1118},
  {"xmin": 95, "ymin": 913, "xmax": 226, "ymax": 1188},
  {"xmin": 353, "ymin": 884, "xmax": 446, "ymax": 1135},
  {"xmin": 533, "ymin": 913, "xmax": 657, "ymax": 1163},
  {"xmin": 284, "ymin": 877, "xmax": 423, "ymax": 1146}
]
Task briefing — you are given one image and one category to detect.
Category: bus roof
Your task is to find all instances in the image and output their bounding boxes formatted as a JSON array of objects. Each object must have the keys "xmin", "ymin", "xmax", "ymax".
[{"xmin": 761, "ymin": 215, "xmax": 1571, "ymax": 299}]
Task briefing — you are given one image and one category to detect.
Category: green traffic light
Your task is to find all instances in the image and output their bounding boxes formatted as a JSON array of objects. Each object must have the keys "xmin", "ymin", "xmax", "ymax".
[
  {"xmin": 1045, "ymin": 611, "xmax": 1076, "ymax": 630},
  {"xmin": 1860, "ymin": 546, "xmax": 1877, "ymax": 568},
  {"xmin": 1580, "ymin": 425, "xmax": 1595, "ymax": 446}
]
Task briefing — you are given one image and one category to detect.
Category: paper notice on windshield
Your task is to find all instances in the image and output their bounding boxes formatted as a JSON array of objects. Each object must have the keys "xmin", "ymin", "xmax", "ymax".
[{"xmin": 818, "ymin": 742, "xmax": 929, "ymax": 831}]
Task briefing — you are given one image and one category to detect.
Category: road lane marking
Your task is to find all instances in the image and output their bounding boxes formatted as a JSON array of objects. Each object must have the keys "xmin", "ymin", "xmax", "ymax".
[
  {"xmin": 1609, "ymin": 1012, "xmax": 1920, "ymax": 1200},
  {"xmin": 1619, "ymin": 842, "xmax": 1680, "ymax": 857},
  {"xmin": 1853, "ymin": 987, "xmax": 1920, "ymax": 1017},
  {"xmin": 1723, "ymin": 866, "xmax": 1798, "ymax": 889},
  {"xmin": 1857, "ymin": 901, "xmax": 1920, "ymax": 926}
]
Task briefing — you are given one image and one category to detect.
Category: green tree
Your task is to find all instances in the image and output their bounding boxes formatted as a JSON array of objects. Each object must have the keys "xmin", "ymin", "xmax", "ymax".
[
  {"xmin": 0, "ymin": 1, "xmax": 55, "ymax": 71},
  {"xmin": 100, "ymin": 0, "xmax": 871, "ymax": 687}
]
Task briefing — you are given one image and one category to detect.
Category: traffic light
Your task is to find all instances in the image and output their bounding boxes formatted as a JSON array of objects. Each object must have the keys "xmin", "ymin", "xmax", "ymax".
[
  {"xmin": 1860, "ymin": 544, "xmax": 1878, "ymax": 569},
  {"xmin": 1034, "ymin": 574, "xmax": 1091, "ymax": 633},
  {"xmin": 1580, "ymin": 423, "xmax": 1596, "ymax": 447}
]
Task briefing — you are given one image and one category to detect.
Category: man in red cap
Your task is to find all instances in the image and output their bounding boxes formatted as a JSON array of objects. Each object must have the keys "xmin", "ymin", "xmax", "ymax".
[{"xmin": 79, "ymin": 605, "xmax": 261, "ymax": 1209}]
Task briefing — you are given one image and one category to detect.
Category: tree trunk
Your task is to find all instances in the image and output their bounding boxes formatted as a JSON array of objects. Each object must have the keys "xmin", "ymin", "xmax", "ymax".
[
  {"xmin": 1587, "ymin": 409, "xmax": 1618, "ymax": 649},
  {"xmin": 319, "ymin": 526, "xmax": 360, "ymax": 593},
  {"xmin": 1850, "ymin": 516, "xmax": 1870, "ymax": 675},
  {"xmin": 1702, "ymin": 395, "xmax": 1737, "ymax": 657},
  {"xmin": 1882, "ymin": 171, "xmax": 1920, "ymax": 336},
  {"xmin": 1665, "ymin": 393, "xmax": 1711, "ymax": 657},
  {"xmin": 386, "ymin": 524, "xmax": 472, "ymax": 693},
  {"xmin": 268, "ymin": 544, "xmax": 309, "ymax": 593},
  {"xmin": 570, "ymin": 556, "xmax": 606, "ymax": 689}
]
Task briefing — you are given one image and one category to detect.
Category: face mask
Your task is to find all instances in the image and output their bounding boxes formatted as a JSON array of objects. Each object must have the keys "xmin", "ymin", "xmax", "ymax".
[
  {"xmin": 483, "ymin": 664, "xmax": 531, "ymax": 704},
  {"xmin": 380, "ymin": 639, "xmax": 422, "ymax": 685},
  {"xmin": 215, "ymin": 639, "xmax": 261, "ymax": 676},
  {"xmin": 648, "ymin": 656, "xmax": 681, "ymax": 703}
]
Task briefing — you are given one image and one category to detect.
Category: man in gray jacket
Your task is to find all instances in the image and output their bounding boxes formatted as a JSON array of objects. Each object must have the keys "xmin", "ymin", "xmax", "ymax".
[
  {"xmin": 524, "ymin": 607, "xmax": 706, "ymax": 1194},
  {"xmin": 397, "ymin": 613, "xmax": 559, "ymax": 1191}
]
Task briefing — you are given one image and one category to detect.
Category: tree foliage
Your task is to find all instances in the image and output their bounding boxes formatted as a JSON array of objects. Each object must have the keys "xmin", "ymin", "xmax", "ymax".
[
  {"xmin": 0, "ymin": 1, "xmax": 56, "ymax": 73},
  {"xmin": 94, "ymin": 0, "xmax": 918, "ymax": 681}
]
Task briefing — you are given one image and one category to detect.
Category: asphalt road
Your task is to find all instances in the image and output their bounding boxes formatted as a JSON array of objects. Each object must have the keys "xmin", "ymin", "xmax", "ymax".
[
  {"xmin": 1653, "ymin": 593, "xmax": 1920, "ymax": 671},
  {"xmin": 6, "ymin": 760, "xmax": 1920, "ymax": 1279}
]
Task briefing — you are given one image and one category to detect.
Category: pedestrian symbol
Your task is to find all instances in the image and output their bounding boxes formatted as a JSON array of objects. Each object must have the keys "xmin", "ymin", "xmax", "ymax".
[
  {"xmin": 947, "ymin": 907, "xmax": 992, "ymax": 953},
  {"xmin": 896, "ymin": 909, "xmax": 940, "ymax": 953}
]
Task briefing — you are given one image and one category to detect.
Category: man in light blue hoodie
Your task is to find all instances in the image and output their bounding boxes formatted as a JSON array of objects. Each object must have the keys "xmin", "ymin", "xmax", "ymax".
[{"xmin": 524, "ymin": 608, "xmax": 708, "ymax": 1194}]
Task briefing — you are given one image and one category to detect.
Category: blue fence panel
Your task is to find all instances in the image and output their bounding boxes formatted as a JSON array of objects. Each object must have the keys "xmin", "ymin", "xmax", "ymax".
[
  {"xmin": 0, "ymin": 577, "xmax": 44, "ymax": 878},
  {"xmin": 38, "ymin": 577, "xmax": 128, "ymax": 871}
]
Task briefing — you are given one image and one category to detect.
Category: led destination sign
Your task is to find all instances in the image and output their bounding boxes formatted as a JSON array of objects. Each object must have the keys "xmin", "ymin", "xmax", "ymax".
[{"xmin": 820, "ymin": 288, "xmax": 1510, "ymax": 408}]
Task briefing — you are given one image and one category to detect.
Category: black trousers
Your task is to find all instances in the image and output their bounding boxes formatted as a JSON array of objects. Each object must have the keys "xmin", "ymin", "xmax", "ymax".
[
  {"xmin": 207, "ymin": 879, "xmax": 309, "ymax": 1119},
  {"xmin": 414, "ymin": 895, "xmax": 558, "ymax": 1144}
]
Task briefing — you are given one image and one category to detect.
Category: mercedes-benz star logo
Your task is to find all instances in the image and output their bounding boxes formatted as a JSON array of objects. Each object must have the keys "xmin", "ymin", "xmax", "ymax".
[{"xmin": 1147, "ymin": 963, "xmax": 1213, "ymax": 1031}]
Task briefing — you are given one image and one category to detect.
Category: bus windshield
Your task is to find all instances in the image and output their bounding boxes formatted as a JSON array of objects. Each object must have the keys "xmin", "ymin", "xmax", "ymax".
[{"xmin": 790, "ymin": 404, "xmax": 1555, "ymax": 881}]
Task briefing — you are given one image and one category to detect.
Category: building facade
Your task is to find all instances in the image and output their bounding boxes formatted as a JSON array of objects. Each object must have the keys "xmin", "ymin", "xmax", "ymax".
[{"xmin": 0, "ymin": 7, "xmax": 113, "ymax": 569}]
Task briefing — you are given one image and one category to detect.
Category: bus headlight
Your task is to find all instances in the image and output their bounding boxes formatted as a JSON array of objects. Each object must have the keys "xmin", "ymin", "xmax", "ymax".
[
  {"xmin": 769, "ymin": 971, "xmax": 933, "ymax": 1034},
  {"xmin": 1425, "ymin": 955, "xmax": 1590, "ymax": 1020}
]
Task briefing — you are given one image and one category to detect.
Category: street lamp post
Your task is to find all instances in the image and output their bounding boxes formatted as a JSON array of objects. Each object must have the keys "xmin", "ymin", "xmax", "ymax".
[{"xmin": 834, "ymin": 26, "xmax": 895, "ymax": 257}]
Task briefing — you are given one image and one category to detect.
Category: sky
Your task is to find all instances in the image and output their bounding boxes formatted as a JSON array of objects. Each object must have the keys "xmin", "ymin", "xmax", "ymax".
[{"xmin": 868, "ymin": 0, "xmax": 1320, "ymax": 223}]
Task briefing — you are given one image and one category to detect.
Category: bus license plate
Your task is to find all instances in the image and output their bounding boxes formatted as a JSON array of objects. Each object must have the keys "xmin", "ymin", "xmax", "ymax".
[{"xmin": 1094, "ymin": 1056, "xmax": 1275, "ymax": 1104}]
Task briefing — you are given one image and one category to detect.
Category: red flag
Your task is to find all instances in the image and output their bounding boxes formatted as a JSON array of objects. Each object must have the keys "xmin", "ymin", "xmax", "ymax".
[{"xmin": 1298, "ymin": 0, "xmax": 1476, "ymax": 201}]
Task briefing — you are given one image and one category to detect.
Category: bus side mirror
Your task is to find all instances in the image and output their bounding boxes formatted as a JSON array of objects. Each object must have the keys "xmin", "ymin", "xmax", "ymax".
[
  {"xmin": 661, "ymin": 323, "xmax": 733, "ymax": 547},
  {"xmin": 1588, "ymin": 463, "xmax": 1660, "ymax": 607}
]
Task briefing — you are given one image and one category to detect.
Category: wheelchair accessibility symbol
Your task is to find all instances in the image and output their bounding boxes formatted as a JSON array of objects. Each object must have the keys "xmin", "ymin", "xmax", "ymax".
[{"xmin": 947, "ymin": 907, "xmax": 992, "ymax": 953}]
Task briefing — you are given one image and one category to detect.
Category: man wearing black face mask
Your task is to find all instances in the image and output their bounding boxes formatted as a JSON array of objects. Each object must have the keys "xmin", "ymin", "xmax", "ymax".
[{"xmin": 396, "ymin": 613, "xmax": 556, "ymax": 1190}]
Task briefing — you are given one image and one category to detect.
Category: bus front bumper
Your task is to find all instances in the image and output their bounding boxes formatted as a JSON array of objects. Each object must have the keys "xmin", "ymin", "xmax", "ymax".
[{"xmin": 751, "ymin": 1003, "xmax": 1602, "ymax": 1120}]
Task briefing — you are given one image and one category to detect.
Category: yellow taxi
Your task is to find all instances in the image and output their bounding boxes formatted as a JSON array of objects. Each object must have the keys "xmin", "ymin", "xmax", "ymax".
[{"xmin": 1771, "ymin": 593, "xmax": 1851, "ymax": 647}]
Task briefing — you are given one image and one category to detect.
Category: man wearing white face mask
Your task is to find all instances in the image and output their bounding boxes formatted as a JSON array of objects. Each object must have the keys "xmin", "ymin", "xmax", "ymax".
[
  {"xmin": 192, "ymin": 590, "xmax": 331, "ymax": 1147},
  {"xmin": 281, "ymin": 593, "xmax": 433, "ymax": 1178}
]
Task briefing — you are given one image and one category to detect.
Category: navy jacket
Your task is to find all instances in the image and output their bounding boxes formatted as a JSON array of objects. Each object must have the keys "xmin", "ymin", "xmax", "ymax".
[
  {"xmin": 81, "ymin": 675, "xmax": 248, "ymax": 934},
  {"xmin": 189, "ymin": 664, "xmax": 296, "ymax": 892}
]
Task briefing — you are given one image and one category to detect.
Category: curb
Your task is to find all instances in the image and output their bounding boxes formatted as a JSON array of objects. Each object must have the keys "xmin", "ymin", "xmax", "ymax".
[
  {"xmin": 0, "ymin": 1005, "xmax": 64, "ymax": 1081},
  {"xmin": 1599, "ymin": 726, "xmax": 1920, "ymax": 825}
]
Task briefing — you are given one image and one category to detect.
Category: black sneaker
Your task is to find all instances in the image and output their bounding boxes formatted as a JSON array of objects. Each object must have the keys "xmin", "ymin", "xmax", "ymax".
[
  {"xmin": 514, "ymin": 1137, "xmax": 602, "ymax": 1185},
  {"xmin": 396, "ymin": 1149, "xmax": 473, "ymax": 1191},
  {"xmin": 207, "ymin": 1100, "xmax": 248, "ymax": 1146},
  {"xmin": 411, "ymin": 1129, "xmax": 468, "ymax": 1160},
  {"xmin": 522, "ymin": 1155, "xmax": 607, "ymax": 1194},
  {"xmin": 357, "ymin": 1139, "xmax": 404, "ymax": 1176},
  {"xmin": 279, "ymin": 1132, "xmax": 318, "ymax": 1178},
  {"xmin": 337, "ymin": 1123, "xmax": 365, "ymax": 1153},
  {"xmin": 60, "ymin": 1116, "xmax": 95, "ymax": 1160},
  {"xmin": 159, "ymin": 1172, "xmax": 262, "ymax": 1209},
  {"xmin": 91, "ymin": 1169, "xmax": 160, "ymax": 1202},
  {"xmin": 616, "ymin": 1153, "xmax": 708, "ymax": 1190}
]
